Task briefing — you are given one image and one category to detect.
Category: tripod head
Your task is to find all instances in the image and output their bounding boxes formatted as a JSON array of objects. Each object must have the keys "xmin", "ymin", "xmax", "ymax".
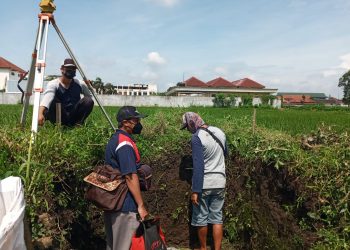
[{"xmin": 39, "ymin": 0, "xmax": 56, "ymax": 14}]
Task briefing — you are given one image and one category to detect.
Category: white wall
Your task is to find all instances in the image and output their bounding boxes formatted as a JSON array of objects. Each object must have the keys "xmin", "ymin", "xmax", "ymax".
[
  {"xmin": 0, "ymin": 93, "xmax": 214, "ymax": 107},
  {"xmin": 0, "ymin": 69, "xmax": 9, "ymax": 90}
]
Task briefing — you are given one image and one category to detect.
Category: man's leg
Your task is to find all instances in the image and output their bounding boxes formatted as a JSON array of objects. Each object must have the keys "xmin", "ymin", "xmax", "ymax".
[
  {"xmin": 197, "ymin": 226, "xmax": 208, "ymax": 250},
  {"xmin": 207, "ymin": 189, "xmax": 225, "ymax": 250},
  {"xmin": 104, "ymin": 212, "xmax": 114, "ymax": 250},
  {"xmin": 212, "ymin": 224, "xmax": 223, "ymax": 250},
  {"xmin": 104, "ymin": 211, "xmax": 139, "ymax": 250},
  {"xmin": 69, "ymin": 97, "xmax": 94, "ymax": 125},
  {"xmin": 192, "ymin": 191, "xmax": 210, "ymax": 250}
]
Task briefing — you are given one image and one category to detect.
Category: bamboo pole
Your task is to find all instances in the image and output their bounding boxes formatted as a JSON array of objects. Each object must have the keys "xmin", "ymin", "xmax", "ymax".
[{"xmin": 252, "ymin": 108, "xmax": 256, "ymax": 134}]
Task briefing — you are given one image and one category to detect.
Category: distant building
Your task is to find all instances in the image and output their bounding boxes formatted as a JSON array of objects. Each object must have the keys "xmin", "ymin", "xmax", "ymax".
[
  {"xmin": 112, "ymin": 84, "xmax": 157, "ymax": 96},
  {"xmin": 277, "ymin": 92, "xmax": 342, "ymax": 106},
  {"xmin": 0, "ymin": 57, "xmax": 26, "ymax": 92},
  {"xmin": 166, "ymin": 77, "xmax": 277, "ymax": 96}
]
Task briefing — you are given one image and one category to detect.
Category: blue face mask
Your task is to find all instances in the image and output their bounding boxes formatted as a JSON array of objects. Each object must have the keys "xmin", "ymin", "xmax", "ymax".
[{"xmin": 63, "ymin": 69, "xmax": 76, "ymax": 79}]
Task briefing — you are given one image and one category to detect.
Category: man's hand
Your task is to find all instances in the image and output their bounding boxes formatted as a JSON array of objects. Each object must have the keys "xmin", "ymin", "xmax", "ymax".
[
  {"xmin": 191, "ymin": 192, "xmax": 199, "ymax": 206},
  {"xmin": 38, "ymin": 113, "xmax": 45, "ymax": 126},
  {"xmin": 138, "ymin": 203, "xmax": 149, "ymax": 221},
  {"xmin": 84, "ymin": 79, "xmax": 92, "ymax": 86},
  {"xmin": 38, "ymin": 106, "xmax": 47, "ymax": 126}
]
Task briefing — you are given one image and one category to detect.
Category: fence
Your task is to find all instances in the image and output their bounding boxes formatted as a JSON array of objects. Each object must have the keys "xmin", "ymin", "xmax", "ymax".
[
  {"xmin": 0, "ymin": 93, "xmax": 282, "ymax": 108},
  {"xmin": 0, "ymin": 93, "xmax": 214, "ymax": 107}
]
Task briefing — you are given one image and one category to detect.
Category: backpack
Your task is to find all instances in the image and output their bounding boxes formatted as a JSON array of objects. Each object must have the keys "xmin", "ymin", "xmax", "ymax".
[{"xmin": 137, "ymin": 164, "xmax": 152, "ymax": 191}]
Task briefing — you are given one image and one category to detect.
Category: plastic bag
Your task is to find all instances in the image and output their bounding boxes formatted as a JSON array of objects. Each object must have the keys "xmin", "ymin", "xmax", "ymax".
[{"xmin": 130, "ymin": 218, "xmax": 166, "ymax": 250}]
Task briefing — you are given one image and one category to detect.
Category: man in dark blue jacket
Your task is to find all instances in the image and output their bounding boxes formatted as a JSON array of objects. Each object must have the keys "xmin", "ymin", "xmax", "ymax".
[{"xmin": 104, "ymin": 106, "xmax": 148, "ymax": 250}]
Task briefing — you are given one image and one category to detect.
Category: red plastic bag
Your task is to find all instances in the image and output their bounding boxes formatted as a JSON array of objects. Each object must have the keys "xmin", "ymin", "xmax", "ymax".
[{"xmin": 130, "ymin": 218, "xmax": 166, "ymax": 250}]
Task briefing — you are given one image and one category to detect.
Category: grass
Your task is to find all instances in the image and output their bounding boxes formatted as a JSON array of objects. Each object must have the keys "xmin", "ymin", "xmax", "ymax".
[
  {"xmin": 0, "ymin": 104, "xmax": 349, "ymax": 249},
  {"xmin": 2, "ymin": 105, "xmax": 349, "ymax": 135}
]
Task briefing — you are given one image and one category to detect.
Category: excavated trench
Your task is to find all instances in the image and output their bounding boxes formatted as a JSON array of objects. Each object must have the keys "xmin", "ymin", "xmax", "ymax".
[{"xmin": 33, "ymin": 151, "xmax": 318, "ymax": 249}]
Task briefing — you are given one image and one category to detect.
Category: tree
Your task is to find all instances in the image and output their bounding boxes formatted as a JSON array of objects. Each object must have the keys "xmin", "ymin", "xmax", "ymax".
[
  {"xmin": 91, "ymin": 77, "xmax": 104, "ymax": 94},
  {"xmin": 176, "ymin": 82, "xmax": 185, "ymax": 87},
  {"xmin": 261, "ymin": 95, "xmax": 275, "ymax": 105},
  {"xmin": 339, "ymin": 70, "xmax": 350, "ymax": 106},
  {"xmin": 104, "ymin": 83, "xmax": 114, "ymax": 95},
  {"xmin": 241, "ymin": 94, "xmax": 253, "ymax": 106},
  {"xmin": 213, "ymin": 93, "xmax": 225, "ymax": 107}
]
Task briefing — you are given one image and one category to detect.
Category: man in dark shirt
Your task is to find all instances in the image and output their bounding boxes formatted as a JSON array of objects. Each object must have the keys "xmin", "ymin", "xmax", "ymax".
[
  {"xmin": 104, "ymin": 106, "xmax": 149, "ymax": 250},
  {"xmin": 38, "ymin": 58, "xmax": 94, "ymax": 126}
]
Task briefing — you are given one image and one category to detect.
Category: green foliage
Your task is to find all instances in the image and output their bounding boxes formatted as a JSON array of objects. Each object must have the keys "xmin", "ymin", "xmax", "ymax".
[
  {"xmin": 261, "ymin": 95, "xmax": 275, "ymax": 105},
  {"xmin": 213, "ymin": 93, "xmax": 254, "ymax": 107},
  {"xmin": 240, "ymin": 94, "xmax": 253, "ymax": 106},
  {"xmin": 90, "ymin": 77, "xmax": 104, "ymax": 94},
  {"xmin": 0, "ymin": 105, "xmax": 350, "ymax": 247},
  {"xmin": 213, "ymin": 93, "xmax": 225, "ymax": 107},
  {"xmin": 338, "ymin": 70, "xmax": 350, "ymax": 105}
]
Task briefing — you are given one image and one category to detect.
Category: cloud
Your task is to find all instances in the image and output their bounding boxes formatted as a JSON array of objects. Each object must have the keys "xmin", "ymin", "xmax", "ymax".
[
  {"xmin": 149, "ymin": 0, "xmax": 180, "ymax": 7},
  {"xmin": 144, "ymin": 52, "xmax": 166, "ymax": 66},
  {"xmin": 142, "ymin": 70, "xmax": 158, "ymax": 80},
  {"xmin": 322, "ymin": 69, "xmax": 339, "ymax": 77},
  {"xmin": 270, "ymin": 78, "xmax": 281, "ymax": 84},
  {"xmin": 321, "ymin": 53, "xmax": 350, "ymax": 78},
  {"xmin": 339, "ymin": 53, "xmax": 350, "ymax": 69},
  {"xmin": 214, "ymin": 66, "xmax": 228, "ymax": 76}
]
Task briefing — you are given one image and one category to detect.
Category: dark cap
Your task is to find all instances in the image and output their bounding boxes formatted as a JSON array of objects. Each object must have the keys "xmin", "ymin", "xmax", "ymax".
[
  {"xmin": 61, "ymin": 58, "xmax": 76, "ymax": 68},
  {"xmin": 117, "ymin": 106, "xmax": 147, "ymax": 122}
]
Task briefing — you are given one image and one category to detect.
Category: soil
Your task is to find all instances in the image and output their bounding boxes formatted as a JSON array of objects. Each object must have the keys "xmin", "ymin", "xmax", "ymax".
[{"xmin": 35, "ymin": 149, "xmax": 319, "ymax": 249}]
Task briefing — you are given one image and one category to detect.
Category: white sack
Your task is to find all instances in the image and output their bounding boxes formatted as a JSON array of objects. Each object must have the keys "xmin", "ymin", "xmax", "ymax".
[{"xmin": 0, "ymin": 176, "xmax": 26, "ymax": 250}]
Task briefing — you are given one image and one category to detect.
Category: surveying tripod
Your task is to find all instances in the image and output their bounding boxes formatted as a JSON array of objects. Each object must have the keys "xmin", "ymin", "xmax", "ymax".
[{"xmin": 20, "ymin": 0, "xmax": 116, "ymax": 141}]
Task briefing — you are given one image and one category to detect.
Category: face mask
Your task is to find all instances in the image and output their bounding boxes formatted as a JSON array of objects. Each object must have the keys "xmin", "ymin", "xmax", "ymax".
[
  {"xmin": 63, "ymin": 70, "xmax": 76, "ymax": 79},
  {"xmin": 132, "ymin": 122, "xmax": 143, "ymax": 134}
]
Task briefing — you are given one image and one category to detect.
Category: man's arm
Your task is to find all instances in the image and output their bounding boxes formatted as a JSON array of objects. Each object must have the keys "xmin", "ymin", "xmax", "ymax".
[
  {"xmin": 191, "ymin": 134, "xmax": 205, "ymax": 205},
  {"xmin": 38, "ymin": 80, "xmax": 58, "ymax": 125},
  {"xmin": 79, "ymin": 80, "xmax": 93, "ymax": 97},
  {"xmin": 116, "ymin": 145, "xmax": 148, "ymax": 220},
  {"xmin": 125, "ymin": 173, "xmax": 148, "ymax": 219}
]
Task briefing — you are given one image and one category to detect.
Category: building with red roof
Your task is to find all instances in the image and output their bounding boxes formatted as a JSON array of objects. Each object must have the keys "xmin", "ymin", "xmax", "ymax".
[
  {"xmin": 277, "ymin": 92, "xmax": 343, "ymax": 106},
  {"xmin": 282, "ymin": 95, "xmax": 316, "ymax": 105},
  {"xmin": 166, "ymin": 76, "xmax": 277, "ymax": 96},
  {"xmin": 232, "ymin": 78, "xmax": 265, "ymax": 89},
  {"xmin": 0, "ymin": 57, "xmax": 26, "ymax": 91},
  {"xmin": 184, "ymin": 77, "xmax": 207, "ymax": 87},
  {"xmin": 207, "ymin": 77, "xmax": 234, "ymax": 88}
]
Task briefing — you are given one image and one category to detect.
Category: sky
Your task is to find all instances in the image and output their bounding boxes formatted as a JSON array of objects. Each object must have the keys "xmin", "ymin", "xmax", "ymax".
[{"xmin": 1, "ymin": 0, "xmax": 350, "ymax": 97}]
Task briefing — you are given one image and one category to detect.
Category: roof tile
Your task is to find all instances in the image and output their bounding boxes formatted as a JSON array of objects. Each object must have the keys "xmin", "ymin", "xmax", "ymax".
[
  {"xmin": 232, "ymin": 78, "xmax": 265, "ymax": 89},
  {"xmin": 0, "ymin": 57, "xmax": 25, "ymax": 73},
  {"xmin": 207, "ymin": 77, "xmax": 234, "ymax": 87},
  {"xmin": 185, "ymin": 77, "xmax": 207, "ymax": 87}
]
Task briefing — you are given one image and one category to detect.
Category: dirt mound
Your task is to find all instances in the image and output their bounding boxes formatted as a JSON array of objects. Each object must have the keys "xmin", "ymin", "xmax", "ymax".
[
  {"xmin": 142, "ymin": 153, "xmax": 318, "ymax": 249},
  {"xmin": 224, "ymin": 158, "xmax": 318, "ymax": 249}
]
